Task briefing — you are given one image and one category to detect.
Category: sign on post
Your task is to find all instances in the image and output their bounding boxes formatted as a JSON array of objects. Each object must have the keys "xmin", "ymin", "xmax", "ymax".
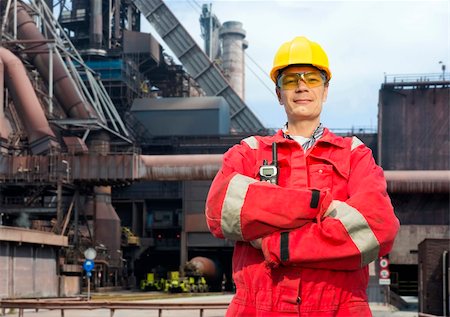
[
  {"xmin": 83, "ymin": 259, "xmax": 95, "ymax": 272},
  {"xmin": 83, "ymin": 248, "xmax": 96, "ymax": 300},
  {"xmin": 378, "ymin": 257, "xmax": 391, "ymax": 285}
]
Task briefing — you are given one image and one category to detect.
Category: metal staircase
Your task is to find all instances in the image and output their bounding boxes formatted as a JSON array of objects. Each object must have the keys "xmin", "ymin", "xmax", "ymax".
[{"xmin": 132, "ymin": 0, "xmax": 265, "ymax": 133}]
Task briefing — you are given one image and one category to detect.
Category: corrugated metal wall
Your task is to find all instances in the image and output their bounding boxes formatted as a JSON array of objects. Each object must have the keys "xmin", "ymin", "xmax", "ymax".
[
  {"xmin": 379, "ymin": 86, "xmax": 450, "ymax": 169},
  {"xmin": 0, "ymin": 242, "xmax": 58, "ymax": 298}
]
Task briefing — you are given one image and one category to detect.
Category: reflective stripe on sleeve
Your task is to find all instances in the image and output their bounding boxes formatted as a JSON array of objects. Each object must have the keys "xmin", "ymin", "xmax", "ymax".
[
  {"xmin": 351, "ymin": 136, "xmax": 364, "ymax": 151},
  {"xmin": 221, "ymin": 174, "xmax": 258, "ymax": 240},
  {"xmin": 242, "ymin": 136, "xmax": 258, "ymax": 149},
  {"xmin": 328, "ymin": 202, "xmax": 380, "ymax": 266}
]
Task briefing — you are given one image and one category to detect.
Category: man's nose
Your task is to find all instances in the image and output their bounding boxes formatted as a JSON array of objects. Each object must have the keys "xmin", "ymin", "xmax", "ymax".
[{"xmin": 295, "ymin": 78, "xmax": 309, "ymax": 91}]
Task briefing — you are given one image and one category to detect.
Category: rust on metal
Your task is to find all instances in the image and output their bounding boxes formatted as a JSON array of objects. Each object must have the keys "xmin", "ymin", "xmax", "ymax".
[
  {"xmin": 1, "ymin": 153, "xmax": 449, "ymax": 188},
  {"xmin": 9, "ymin": 3, "xmax": 99, "ymax": 120},
  {"xmin": 384, "ymin": 170, "xmax": 450, "ymax": 193},
  {"xmin": 0, "ymin": 47, "xmax": 58, "ymax": 153},
  {"xmin": 140, "ymin": 154, "xmax": 223, "ymax": 180},
  {"xmin": 0, "ymin": 227, "xmax": 68, "ymax": 246}
]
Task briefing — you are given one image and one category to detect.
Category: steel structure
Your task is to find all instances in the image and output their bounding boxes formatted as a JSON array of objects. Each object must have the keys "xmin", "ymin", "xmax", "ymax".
[
  {"xmin": 0, "ymin": 0, "xmax": 448, "ymax": 303},
  {"xmin": 1, "ymin": 0, "xmax": 131, "ymax": 143},
  {"xmin": 132, "ymin": 0, "xmax": 265, "ymax": 133}
]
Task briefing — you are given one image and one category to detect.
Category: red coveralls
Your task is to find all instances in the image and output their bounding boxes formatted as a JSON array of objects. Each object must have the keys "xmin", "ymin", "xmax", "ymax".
[{"xmin": 205, "ymin": 129, "xmax": 400, "ymax": 316}]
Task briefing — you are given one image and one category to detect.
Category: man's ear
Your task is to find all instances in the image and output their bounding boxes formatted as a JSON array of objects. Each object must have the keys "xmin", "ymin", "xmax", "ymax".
[
  {"xmin": 322, "ymin": 84, "xmax": 329, "ymax": 103},
  {"xmin": 276, "ymin": 87, "xmax": 283, "ymax": 105}
]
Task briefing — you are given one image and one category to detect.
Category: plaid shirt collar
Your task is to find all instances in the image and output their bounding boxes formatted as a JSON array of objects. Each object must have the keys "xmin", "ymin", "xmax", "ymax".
[{"xmin": 282, "ymin": 122, "xmax": 324, "ymax": 151}]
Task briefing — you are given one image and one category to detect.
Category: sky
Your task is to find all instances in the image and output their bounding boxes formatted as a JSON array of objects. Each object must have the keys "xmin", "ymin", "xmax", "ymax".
[{"xmin": 141, "ymin": 0, "xmax": 449, "ymax": 131}]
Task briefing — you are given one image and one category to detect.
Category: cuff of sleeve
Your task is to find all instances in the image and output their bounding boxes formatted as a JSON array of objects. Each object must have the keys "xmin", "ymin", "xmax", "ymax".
[
  {"xmin": 315, "ymin": 189, "xmax": 333, "ymax": 220},
  {"xmin": 261, "ymin": 233, "xmax": 281, "ymax": 268}
]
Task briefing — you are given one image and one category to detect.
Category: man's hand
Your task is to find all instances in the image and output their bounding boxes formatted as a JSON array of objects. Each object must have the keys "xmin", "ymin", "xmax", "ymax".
[{"xmin": 250, "ymin": 238, "xmax": 262, "ymax": 249}]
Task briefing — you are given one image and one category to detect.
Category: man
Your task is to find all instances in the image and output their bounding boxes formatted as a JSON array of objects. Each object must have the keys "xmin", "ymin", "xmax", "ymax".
[{"xmin": 205, "ymin": 36, "xmax": 399, "ymax": 316}]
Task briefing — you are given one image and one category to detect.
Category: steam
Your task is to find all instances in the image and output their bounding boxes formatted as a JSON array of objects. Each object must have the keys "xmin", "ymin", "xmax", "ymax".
[{"xmin": 15, "ymin": 212, "xmax": 30, "ymax": 228}]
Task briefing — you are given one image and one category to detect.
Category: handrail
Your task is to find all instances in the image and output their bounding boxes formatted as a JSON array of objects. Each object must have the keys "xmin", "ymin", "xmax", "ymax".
[{"xmin": 0, "ymin": 299, "xmax": 230, "ymax": 317}]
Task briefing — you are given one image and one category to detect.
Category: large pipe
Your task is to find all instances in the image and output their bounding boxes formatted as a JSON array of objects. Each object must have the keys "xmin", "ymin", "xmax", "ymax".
[
  {"xmin": 384, "ymin": 170, "xmax": 450, "ymax": 193},
  {"xmin": 140, "ymin": 154, "xmax": 223, "ymax": 180},
  {"xmin": 10, "ymin": 3, "xmax": 98, "ymax": 120},
  {"xmin": 90, "ymin": 0, "xmax": 103, "ymax": 49},
  {"xmin": 0, "ymin": 56, "xmax": 7, "ymax": 140},
  {"xmin": 113, "ymin": 0, "xmax": 121, "ymax": 40},
  {"xmin": 139, "ymin": 156, "xmax": 450, "ymax": 193},
  {"xmin": 2, "ymin": 153, "xmax": 448, "ymax": 192},
  {"xmin": 0, "ymin": 47, "xmax": 57, "ymax": 154}
]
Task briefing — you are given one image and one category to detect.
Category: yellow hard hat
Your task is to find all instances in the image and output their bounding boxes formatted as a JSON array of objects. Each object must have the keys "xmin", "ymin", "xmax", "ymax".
[{"xmin": 270, "ymin": 36, "xmax": 332, "ymax": 84}]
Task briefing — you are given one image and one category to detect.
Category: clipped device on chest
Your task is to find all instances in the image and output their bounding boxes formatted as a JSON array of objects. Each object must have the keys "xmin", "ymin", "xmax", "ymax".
[{"xmin": 259, "ymin": 143, "xmax": 278, "ymax": 184}]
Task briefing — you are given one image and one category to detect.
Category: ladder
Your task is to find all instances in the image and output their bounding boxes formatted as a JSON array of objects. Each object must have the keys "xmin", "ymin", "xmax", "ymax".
[{"xmin": 132, "ymin": 0, "xmax": 265, "ymax": 133}]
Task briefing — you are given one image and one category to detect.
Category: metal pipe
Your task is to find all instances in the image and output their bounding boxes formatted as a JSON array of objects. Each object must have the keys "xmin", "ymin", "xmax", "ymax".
[
  {"xmin": 113, "ymin": 0, "xmax": 121, "ymax": 40},
  {"xmin": 10, "ymin": 3, "xmax": 98, "ymax": 119},
  {"xmin": 384, "ymin": 170, "xmax": 450, "ymax": 193},
  {"xmin": 0, "ymin": 47, "xmax": 57, "ymax": 153},
  {"xmin": 73, "ymin": 190, "xmax": 80, "ymax": 246},
  {"xmin": 48, "ymin": 43, "xmax": 53, "ymax": 114},
  {"xmin": 140, "ymin": 155, "xmax": 450, "ymax": 192},
  {"xmin": 443, "ymin": 250, "xmax": 449, "ymax": 317},
  {"xmin": 384, "ymin": 170, "xmax": 450, "ymax": 182},
  {"xmin": 90, "ymin": 0, "xmax": 103, "ymax": 49},
  {"xmin": 0, "ymin": 56, "xmax": 6, "ymax": 139},
  {"xmin": 56, "ymin": 179, "xmax": 62, "ymax": 233},
  {"xmin": 108, "ymin": 0, "xmax": 112, "ymax": 49},
  {"xmin": 140, "ymin": 154, "xmax": 223, "ymax": 180},
  {"xmin": 13, "ymin": 0, "xmax": 17, "ymax": 39}
]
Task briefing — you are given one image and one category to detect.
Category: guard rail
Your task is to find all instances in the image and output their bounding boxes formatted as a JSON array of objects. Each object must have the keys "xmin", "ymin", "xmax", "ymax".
[{"xmin": 0, "ymin": 299, "xmax": 229, "ymax": 317}]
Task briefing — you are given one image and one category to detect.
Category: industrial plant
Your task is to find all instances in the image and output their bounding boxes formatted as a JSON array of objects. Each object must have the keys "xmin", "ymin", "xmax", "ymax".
[{"xmin": 0, "ymin": 0, "xmax": 448, "ymax": 316}]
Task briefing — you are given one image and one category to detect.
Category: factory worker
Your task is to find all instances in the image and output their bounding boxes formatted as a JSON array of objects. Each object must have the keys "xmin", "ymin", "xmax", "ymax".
[{"xmin": 205, "ymin": 36, "xmax": 399, "ymax": 316}]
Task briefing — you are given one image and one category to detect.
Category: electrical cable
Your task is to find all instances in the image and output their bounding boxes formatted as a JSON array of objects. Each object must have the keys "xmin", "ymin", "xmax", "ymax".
[
  {"xmin": 172, "ymin": 1, "xmax": 277, "ymax": 99},
  {"xmin": 186, "ymin": 0, "xmax": 202, "ymax": 14}
]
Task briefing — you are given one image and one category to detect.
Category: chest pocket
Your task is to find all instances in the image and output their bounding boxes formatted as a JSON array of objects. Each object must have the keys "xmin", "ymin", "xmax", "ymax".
[{"xmin": 308, "ymin": 164, "xmax": 333, "ymax": 190}]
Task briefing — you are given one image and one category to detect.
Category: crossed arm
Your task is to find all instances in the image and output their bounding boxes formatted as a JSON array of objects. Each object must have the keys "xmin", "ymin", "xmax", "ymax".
[{"xmin": 205, "ymin": 142, "xmax": 400, "ymax": 270}]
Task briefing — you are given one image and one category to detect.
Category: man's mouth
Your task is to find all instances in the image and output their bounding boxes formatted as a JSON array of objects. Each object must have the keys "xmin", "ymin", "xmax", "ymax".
[{"xmin": 294, "ymin": 99, "xmax": 312, "ymax": 104}]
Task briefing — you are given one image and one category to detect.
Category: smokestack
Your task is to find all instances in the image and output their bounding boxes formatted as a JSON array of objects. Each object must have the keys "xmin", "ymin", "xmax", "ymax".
[
  {"xmin": 90, "ymin": 0, "xmax": 103, "ymax": 49},
  {"xmin": 219, "ymin": 21, "xmax": 248, "ymax": 100}
]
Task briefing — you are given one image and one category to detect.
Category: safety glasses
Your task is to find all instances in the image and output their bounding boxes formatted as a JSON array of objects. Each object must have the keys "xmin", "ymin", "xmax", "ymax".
[{"xmin": 277, "ymin": 71, "xmax": 326, "ymax": 89}]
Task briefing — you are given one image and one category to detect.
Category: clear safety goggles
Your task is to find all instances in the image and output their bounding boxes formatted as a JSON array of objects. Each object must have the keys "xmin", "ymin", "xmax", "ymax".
[{"xmin": 277, "ymin": 71, "xmax": 327, "ymax": 89}]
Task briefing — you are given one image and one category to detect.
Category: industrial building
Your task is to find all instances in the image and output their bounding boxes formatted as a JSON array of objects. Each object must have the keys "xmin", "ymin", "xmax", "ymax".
[{"xmin": 0, "ymin": 0, "xmax": 448, "ymax": 315}]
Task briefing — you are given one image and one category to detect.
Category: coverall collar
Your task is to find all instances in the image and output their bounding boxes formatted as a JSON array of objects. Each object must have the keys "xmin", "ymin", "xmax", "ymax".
[{"xmin": 262, "ymin": 128, "xmax": 347, "ymax": 149}]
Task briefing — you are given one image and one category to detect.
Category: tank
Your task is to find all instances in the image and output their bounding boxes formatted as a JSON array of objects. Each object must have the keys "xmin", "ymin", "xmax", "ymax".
[{"xmin": 184, "ymin": 256, "xmax": 218, "ymax": 282}]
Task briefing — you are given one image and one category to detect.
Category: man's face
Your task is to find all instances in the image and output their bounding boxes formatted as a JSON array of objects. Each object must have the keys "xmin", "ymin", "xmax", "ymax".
[{"xmin": 276, "ymin": 65, "xmax": 329, "ymax": 123}]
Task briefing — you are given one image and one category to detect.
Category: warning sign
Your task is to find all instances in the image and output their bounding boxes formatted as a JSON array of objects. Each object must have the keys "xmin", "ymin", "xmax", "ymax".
[
  {"xmin": 379, "ymin": 269, "xmax": 390, "ymax": 279},
  {"xmin": 379, "ymin": 258, "xmax": 389, "ymax": 268}
]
